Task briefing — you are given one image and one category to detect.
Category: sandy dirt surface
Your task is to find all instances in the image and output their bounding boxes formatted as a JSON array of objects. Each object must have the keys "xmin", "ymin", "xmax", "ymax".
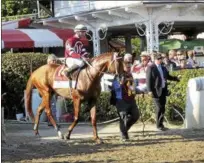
[{"xmin": 2, "ymin": 121, "xmax": 204, "ymax": 163}]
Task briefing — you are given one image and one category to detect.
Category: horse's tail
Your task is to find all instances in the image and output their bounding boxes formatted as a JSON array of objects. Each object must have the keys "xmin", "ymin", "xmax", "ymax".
[{"xmin": 25, "ymin": 76, "xmax": 35, "ymax": 123}]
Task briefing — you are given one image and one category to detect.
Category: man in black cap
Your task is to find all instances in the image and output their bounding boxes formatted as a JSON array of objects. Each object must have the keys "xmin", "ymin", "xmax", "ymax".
[{"xmin": 146, "ymin": 53, "xmax": 180, "ymax": 131}]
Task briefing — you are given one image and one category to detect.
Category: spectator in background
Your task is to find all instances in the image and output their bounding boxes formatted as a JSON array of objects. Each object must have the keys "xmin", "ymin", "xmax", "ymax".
[
  {"xmin": 186, "ymin": 50, "xmax": 197, "ymax": 68},
  {"xmin": 168, "ymin": 49, "xmax": 179, "ymax": 66},
  {"xmin": 111, "ymin": 53, "xmax": 140, "ymax": 141},
  {"xmin": 47, "ymin": 54, "xmax": 57, "ymax": 65},
  {"xmin": 161, "ymin": 53, "xmax": 177, "ymax": 71},
  {"xmin": 132, "ymin": 51, "xmax": 152, "ymax": 92}
]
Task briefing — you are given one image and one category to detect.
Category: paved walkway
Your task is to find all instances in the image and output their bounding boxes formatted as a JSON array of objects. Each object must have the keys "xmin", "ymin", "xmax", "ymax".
[{"xmin": 4, "ymin": 120, "xmax": 183, "ymax": 141}]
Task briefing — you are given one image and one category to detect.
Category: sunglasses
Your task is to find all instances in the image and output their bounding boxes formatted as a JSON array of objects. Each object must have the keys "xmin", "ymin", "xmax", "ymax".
[{"xmin": 124, "ymin": 61, "xmax": 132, "ymax": 65}]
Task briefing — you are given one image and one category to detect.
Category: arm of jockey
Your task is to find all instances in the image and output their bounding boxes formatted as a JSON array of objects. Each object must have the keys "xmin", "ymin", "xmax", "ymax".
[{"xmin": 81, "ymin": 47, "xmax": 89, "ymax": 58}]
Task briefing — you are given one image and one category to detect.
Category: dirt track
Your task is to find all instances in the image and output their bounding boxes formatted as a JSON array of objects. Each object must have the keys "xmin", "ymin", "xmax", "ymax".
[{"xmin": 2, "ymin": 122, "xmax": 204, "ymax": 163}]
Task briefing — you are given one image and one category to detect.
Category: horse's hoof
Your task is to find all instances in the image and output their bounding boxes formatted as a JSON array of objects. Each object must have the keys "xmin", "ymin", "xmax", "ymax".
[
  {"xmin": 94, "ymin": 138, "xmax": 103, "ymax": 144},
  {"xmin": 34, "ymin": 131, "xmax": 41, "ymax": 137},
  {"xmin": 63, "ymin": 133, "xmax": 70, "ymax": 140}
]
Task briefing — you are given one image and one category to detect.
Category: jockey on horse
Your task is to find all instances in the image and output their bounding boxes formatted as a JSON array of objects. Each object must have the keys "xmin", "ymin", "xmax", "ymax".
[{"xmin": 64, "ymin": 24, "xmax": 89, "ymax": 79}]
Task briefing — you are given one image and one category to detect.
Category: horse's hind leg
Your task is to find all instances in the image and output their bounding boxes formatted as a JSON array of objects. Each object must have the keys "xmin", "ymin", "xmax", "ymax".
[
  {"xmin": 33, "ymin": 103, "xmax": 45, "ymax": 136},
  {"xmin": 90, "ymin": 101, "xmax": 102, "ymax": 144},
  {"xmin": 64, "ymin": 98, "xmax": 81, "ymax": 140}
]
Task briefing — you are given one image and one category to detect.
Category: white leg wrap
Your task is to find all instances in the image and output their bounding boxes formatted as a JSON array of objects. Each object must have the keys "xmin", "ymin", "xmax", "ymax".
[
  {"xmin": 34, "ymin": 124, "xmax": 37, "ymax": 130},
  {"xmin": 58, "ymin": 131, "xmax": 62, "ymax": 138}
]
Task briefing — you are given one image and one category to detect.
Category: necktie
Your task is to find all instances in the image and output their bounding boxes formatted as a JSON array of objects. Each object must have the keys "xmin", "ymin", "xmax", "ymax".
[{"xmin": 158, "ymin": 65, "xmax": 165, "ymax": 88}]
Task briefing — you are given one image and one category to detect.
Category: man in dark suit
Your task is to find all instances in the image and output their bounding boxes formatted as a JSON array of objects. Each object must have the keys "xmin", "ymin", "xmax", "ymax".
[{"xmin": 146, "ymin": 53, "xmax": 180, "ymax": 131}]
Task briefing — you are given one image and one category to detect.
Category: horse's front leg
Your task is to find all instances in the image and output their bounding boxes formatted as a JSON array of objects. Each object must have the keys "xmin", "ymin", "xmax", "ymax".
[
  {"xmin": 63, "ymin": 98, "xmax": 81, "ymax": 140},
  {"xmin": 43, "ymin": 93, "xmax": 62, "ymax": 138},
  {"xmin": 90, "ymin": 101, "xmax": 103, "ymax": 144}
]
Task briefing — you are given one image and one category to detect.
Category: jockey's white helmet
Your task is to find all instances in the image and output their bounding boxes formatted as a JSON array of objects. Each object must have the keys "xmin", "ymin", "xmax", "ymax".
[{"xmin": 74, "ymin": 24, "xmax": 88, "ymax": 32}]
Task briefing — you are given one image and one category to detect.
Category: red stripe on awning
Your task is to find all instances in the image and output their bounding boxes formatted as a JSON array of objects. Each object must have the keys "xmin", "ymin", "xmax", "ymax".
[
  {"xmin": 49, "ymin": 29, "xmax": 89, "ymax": 46},
  {"xmin": 2, "ymin": 30, "xmax": 34, "ymax": 48},
  {"xmin": 18, "ymin": 18, "xmax": 32, "ymax": 28}
]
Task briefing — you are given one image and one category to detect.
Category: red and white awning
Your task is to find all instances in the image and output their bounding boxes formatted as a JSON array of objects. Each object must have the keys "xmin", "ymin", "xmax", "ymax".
[
  {"xmin": 1, "ymin": 29, "xmax": 89, "ymax": 49},
  {"xmin": 2, "ymin": 18, "xmax": 32, "ymax": 30}
]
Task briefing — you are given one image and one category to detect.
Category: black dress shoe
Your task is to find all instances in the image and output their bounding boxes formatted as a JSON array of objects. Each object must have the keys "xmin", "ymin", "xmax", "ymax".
[
  {"xmin": 157, "ymin": 126, "xmax": 169, "ymax": 131},
  {"xmin": 121, "ymin": 132, "xmax": 129, "ymax": 140}
]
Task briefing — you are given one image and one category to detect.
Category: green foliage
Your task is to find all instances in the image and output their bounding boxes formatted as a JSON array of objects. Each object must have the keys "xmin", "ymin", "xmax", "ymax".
[
  {"xmin": 1, "ymin": 0, "xmax": 37, "ymax": 17},
  {"xmin": 1, "ymin": 53, "xmax": 49, "ymax": 116},
  {"xmin": 131, "ymin": 37, "xmax": 141, "ymax": 56},
  {"xmin": 1, "ymin": 0, "xmax": 50, "ymax": 19},
  {"xmin": 165, "ymin": 69, "xmax": 204, "ymax": 120},
  {"xmin": 65, "ymin": 93, "xmax": 117, "ymax": 122}
]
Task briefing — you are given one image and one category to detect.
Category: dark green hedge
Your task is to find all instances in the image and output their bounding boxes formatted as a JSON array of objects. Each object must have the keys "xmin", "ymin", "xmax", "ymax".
[
  {"xmin": 2, "ymin": 53, "xmax": 49, "ymax": 117},
  {"xmin": 2, "ymin": 53, "xmax": 204, "ymax": 122}
]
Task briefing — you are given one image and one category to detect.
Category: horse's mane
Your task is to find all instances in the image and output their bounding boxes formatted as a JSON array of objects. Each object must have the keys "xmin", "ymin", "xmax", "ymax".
[{"xmin": 90, "ymin": 52, "xmax": 113, "ymax": 63}]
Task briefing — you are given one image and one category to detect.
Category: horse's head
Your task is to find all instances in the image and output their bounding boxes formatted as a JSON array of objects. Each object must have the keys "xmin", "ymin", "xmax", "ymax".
[
  {"xmin": 107, "ymin": 52, "xmax": 124, "ymax": 75},
  {"xmin": 89, "ymin": 52, "xmax": 124, "ymax": 77}
]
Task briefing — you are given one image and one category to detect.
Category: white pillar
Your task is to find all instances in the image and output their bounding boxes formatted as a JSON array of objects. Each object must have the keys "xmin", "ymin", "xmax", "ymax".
[
  {"xmin": 92, "ymin": 29, "xmax": 101, "ymax": 56},
  {"xmin": 145, "ymin": 18, "xmax": 159, "ymax": 53}
]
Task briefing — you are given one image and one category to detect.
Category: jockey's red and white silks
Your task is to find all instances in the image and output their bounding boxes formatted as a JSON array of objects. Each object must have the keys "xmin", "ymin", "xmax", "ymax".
[{"xmin": 65, "ymin": 35, "xmax": 88, "ymax": 59}]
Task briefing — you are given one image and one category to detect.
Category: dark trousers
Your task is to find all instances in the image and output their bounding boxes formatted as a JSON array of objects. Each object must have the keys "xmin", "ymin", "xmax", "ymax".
[
  {"xmin": 116, "ymin": 99, "xmax": 140, "ymax": 137},
  {"xmin": 152, "ymin": 89, "xmax": 167, "ymax": 128}
]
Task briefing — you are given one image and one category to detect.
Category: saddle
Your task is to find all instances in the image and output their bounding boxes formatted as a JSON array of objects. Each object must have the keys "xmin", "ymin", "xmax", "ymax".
[{"xmin": 53, "ymin": 65, "xmax": 80, "ymax": 89}]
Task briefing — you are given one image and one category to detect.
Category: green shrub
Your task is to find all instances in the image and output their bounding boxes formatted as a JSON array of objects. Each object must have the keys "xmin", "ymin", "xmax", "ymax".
[
  {"xmin": 65, "ymin": 92, "xmax": 117, "ymax": 122},
  {"xmin": 2, "ymin": 53, "xmax": 49, "ymax": 118},
  {"xmin": 166, "ymin": 69, "xmax": 204, "ymax": 121}
]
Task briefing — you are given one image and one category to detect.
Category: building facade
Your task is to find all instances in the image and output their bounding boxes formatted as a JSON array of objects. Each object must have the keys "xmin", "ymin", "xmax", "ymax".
[{"xmin": 43, "ymin": 1, "xmax": 204, "ymax": 56}]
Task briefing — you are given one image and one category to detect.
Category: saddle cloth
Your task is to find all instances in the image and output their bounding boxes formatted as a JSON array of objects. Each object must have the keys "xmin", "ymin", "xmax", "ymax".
[{"xmin": 53, "ymin": 65, "xmax": 76, "ymax": 88}]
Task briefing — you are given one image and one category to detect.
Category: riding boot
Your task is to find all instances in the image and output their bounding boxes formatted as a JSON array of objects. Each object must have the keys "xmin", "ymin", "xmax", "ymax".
[{"xmin": 66, "ymin": 64, "xmax": 80, "ymax": 79}]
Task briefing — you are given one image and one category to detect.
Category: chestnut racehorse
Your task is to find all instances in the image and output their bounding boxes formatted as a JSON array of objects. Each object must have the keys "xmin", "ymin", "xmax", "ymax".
[{"xmin": 25, "ymin": 52, "xmax": 124, "ymax": 143}]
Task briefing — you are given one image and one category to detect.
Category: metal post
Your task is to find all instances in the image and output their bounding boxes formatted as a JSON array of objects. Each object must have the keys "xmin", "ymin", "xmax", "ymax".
[
  {"xmin": 51, "ymin": 0, "xmax": 55, "ymax": 17},
  {"xmin": 37, "ymin": 0, "xmax": 40, "ymax": 18},
  {"xmin": 125, "ymin": 34, "xmax": 132, "ymax": 53}
]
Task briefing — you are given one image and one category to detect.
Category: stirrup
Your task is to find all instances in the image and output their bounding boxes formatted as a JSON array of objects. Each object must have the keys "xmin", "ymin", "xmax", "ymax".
[{"xmin": 67, "ymin": 73, "xmax": 72, "ymax": 80}]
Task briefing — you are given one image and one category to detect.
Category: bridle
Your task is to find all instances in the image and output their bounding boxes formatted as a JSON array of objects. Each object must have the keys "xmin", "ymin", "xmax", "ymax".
[
  {"xmin": 82, "ymin": 52, "xmax": 122, "ymax": 76},
  {"xmin": 107, "ymin": 52, "xmax": 123, "ymax": 75}
]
